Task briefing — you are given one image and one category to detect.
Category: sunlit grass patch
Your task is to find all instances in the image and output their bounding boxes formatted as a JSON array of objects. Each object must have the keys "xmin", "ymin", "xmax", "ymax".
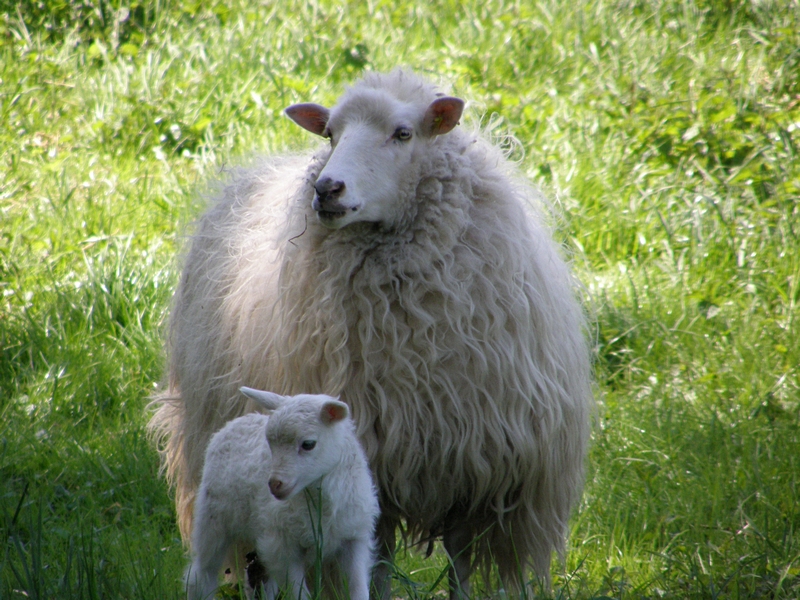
[{"xmin": 2, "ymin": 0, "xmax": 799, "ymax": 597}]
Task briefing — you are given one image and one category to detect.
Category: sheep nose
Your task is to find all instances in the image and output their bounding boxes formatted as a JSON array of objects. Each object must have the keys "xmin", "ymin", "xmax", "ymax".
[{"xmin": 314, "ymin": 177, "xmax": 345, "ymax": 204}]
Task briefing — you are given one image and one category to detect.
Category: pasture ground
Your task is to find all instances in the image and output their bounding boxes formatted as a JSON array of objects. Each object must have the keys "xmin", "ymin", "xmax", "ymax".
[{"xmin": 1, "ymin": 0, "xmax": 799, "ymax": 597}]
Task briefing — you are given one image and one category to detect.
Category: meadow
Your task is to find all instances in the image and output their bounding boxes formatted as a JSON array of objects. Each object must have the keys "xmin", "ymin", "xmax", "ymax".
[{"xmin": 1, "ymin": 0, "xmax": 798, "ymax": 597}]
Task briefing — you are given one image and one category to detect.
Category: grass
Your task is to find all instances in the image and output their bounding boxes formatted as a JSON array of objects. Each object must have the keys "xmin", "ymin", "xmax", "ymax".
[{"xmin": 1, "ymin": 0, "xmax": 799, "ymax": 597}]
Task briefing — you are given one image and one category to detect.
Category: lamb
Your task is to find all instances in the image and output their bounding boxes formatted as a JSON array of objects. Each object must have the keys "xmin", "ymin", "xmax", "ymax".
[
  {"xmin": 185, "ymin": 387, "xmax": 379, "ymax": 600},
  {"xmin": 150, "ymin": 69, "xmax": 593, "ymax": 598}
]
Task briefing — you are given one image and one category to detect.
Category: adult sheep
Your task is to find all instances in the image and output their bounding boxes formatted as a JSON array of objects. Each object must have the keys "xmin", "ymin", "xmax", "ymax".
[{"xmin": 149, "ymin": 69, "xmax": 593, "ymax": 598}]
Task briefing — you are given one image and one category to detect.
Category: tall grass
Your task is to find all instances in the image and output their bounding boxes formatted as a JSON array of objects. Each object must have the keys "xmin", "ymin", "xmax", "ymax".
[{"xmin": 1, "ymin": 0, "xmax": 798, "ymax": 597}]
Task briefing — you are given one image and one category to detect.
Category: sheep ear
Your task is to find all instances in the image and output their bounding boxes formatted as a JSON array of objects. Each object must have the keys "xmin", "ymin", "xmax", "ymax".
[
  {"xmin": 285, "ymin": 103, "xmax": 330, "ymax": 136},
  {"xmin": 320, "ymin": 400, "xmax": 348, "ymax": 425},
  {"xmin": 239, "ymin": 386, "xmax": 286, "ymax": 411},
  {"xmin": 422, "ymin": 97, "xmax": 464, "ymax": 137}
]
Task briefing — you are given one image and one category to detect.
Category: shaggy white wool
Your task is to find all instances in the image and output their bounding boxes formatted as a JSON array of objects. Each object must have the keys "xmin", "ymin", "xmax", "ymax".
[{"xmin": 150, "ymin": 69, "xmax": 593, "ymax": 590}]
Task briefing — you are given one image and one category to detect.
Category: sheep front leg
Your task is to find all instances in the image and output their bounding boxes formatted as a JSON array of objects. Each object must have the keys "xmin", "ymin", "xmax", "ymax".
[
  {"xmin": 443, "ymin": 525, "xmax": 473, "ymax": 600},
  {"xmin": 339, "ymin": 538, "xmax": 373, "ymax": 600},
  {"xmin": 265, "ymin": 556, "xmax": 309, "ymax": 600},
  {"xmin": 371, "ymin": 514, "xmax": 397, "ymax": 600}
]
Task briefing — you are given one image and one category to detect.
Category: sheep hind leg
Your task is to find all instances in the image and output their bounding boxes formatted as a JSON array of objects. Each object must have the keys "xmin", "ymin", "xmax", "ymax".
[
  {"xmin": 185, "ymin": 548, "xmax": 226, "ymax": 600},
  {"xmin": 443, "ymin": 525, "xmax": 473, "ymax": 600},
  {"xmin": 186, "ymin": 504, "xmax": 232, "ymax": 600},
  {"xmin": 371, "ymin": 514, "xmax": 398, "ymax": 600}
]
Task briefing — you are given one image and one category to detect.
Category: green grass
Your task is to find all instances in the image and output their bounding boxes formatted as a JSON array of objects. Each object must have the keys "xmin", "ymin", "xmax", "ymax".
[{"xmin": 1, "ymin": 0, "xmax": 799, "ymax": 597}]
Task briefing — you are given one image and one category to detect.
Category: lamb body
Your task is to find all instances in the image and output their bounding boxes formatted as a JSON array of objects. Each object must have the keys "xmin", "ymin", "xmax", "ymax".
[
  {"xmin": 185, "ymin": 388, "xmax": 379, "ymax": 600},
  {"xmin": 152, "ymin": 69, "xmax": 593, "ymax": 597}
]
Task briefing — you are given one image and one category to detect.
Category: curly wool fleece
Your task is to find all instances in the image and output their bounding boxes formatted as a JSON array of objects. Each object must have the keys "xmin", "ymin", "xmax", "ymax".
[{"xmin": 149, "ymin": 69, "xmax": 593, "ymax": 589}]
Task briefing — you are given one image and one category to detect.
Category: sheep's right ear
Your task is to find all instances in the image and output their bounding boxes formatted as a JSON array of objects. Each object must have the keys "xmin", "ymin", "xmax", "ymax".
[
  {"xmin": 240, "ymin": 386, "xmax": 286, "ymax": 411},
  {"xmin": 285, "ymin": 103, "xmax": 330, "ymax": 137},
  {"xmin": 320, "ymin": 400, "xmax": 349, "ymax": 425},
  {"xmin": 421, "ymin": 96, "xmax": 464, "ymax": 137}
]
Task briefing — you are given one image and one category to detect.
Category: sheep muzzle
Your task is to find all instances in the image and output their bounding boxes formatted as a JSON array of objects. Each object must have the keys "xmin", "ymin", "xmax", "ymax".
[
  {"xmin": 268, "ymin": 478, "xmax": 290, "ymax": 500},
  {"xmin": 312, "ymin": 177, "xmax": 353, "ymax": 224}
]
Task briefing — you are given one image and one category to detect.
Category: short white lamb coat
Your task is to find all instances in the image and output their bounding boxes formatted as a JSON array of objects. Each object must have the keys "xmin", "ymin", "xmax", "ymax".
[{"xmin": 188, "ymin": 395, "xmax": 379, "ymax": 600}]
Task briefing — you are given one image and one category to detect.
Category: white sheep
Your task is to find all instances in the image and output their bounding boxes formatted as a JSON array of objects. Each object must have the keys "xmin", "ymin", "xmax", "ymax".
[
  {"xmin": 150, "ymin": 69, "xmax": 593, "ymax": 598},
  {"xmin": 185, "ymin": 387, "xmax": 379, "ymax": 600}
]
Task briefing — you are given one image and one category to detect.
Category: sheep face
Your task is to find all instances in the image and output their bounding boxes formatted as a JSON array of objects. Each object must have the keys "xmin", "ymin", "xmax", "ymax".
[
  {"xmin": 286, "ymin": 94, "xmax": 464, "ymax": 230},
  {"xmin": 264, "ymin": 395, "xmax": 350, "ymax": 501}
]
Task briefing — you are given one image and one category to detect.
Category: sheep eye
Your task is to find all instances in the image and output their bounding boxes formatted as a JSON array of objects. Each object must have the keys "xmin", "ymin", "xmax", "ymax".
[
  {"xmin": 393, "ymin": 127, "xmax": 412, "ymax": 141},
  {"xmin": 300, "ymin": 440, "xmax": 317, "ymax": 451}
]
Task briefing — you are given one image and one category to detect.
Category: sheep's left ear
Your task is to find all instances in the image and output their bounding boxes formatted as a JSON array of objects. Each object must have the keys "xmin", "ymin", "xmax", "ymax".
[
  {"xmin": 320, "ymin": 400, "xmax": 349, "ymax": 425},
  {"xmin": 240, "ymin": 386, "xmax": 286, "ymax": 411},
  {"xmin": 422, "ymin": 97, "xmax": 464, "ymax": 137},
  {"xmin": 285, "ymin": 103, "xmax": 330, "ymax": 137}
]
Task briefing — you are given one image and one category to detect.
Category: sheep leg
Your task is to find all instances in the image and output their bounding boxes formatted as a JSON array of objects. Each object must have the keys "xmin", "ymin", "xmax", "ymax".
[
  {"xmin": 185, "ymin": 543, "xmax": 227, "ymax": 600},
  {"xmin": 185, "ymin": 558, "xmax": 220, "ymax": 600},
  {"xmin": 339, "ymin": 538, "xmax": 373, "ymax": 600},
  {"xmin": 264, "ymin": 578, "xmax": 280, "ymax": 600},
  {"xmin": 269, "ymin": 558, "xmax": 309, "ymax": 600},
  {"xmin": 186, "ymin": 507, "xmax": 232, "ymax": 600},
  {"xmin": 371, "ymin": 514, "xmax": 398, "ymax": 600},
  {"xmin": 443, "ymin": 525, "xmax": 473, "ymax": 600}
]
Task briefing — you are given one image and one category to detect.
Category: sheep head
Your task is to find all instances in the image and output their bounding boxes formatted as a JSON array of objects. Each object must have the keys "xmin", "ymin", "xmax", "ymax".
[
  {"xmin": 239, "ymin": 387, "xmax": 350, "ymax": 500},
  {"xmin": 286, "ymin": 92, "xmax": 464, "ymax": 230}
]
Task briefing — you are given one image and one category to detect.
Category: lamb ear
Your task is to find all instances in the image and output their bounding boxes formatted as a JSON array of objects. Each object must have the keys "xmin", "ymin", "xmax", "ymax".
[
  {"xmin": 239, "ymin": 386, "xmax": 286, "ymax": 411},
  {"xmin": 285, "ymin": 103, "xmax": 330, "ymax": 136},
  {"xmin": 320, "ymin": 400, "xmax": 349, "ymax": 425},
  {"xmin": 421, "ymin": 96, "xmax": 464, "ymax": 137}
]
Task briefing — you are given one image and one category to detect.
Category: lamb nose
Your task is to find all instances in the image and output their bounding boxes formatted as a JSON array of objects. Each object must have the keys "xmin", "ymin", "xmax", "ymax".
[
  {"xmin": 268, "ymin": 479, "xmax": 282, "ymax": 496},
  {"xmin": 314, "ymin": 177, "xmax": 345, "ymax": 201}
]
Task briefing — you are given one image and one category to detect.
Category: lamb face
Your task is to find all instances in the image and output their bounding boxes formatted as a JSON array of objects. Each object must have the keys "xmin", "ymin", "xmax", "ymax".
[
  {"xmin": 265, "ymin": 396, "xmax": 349, "ymax": 500},
  {"xmin": 286, "ymin": 92, "xmax": 464, "ymax": 230}
]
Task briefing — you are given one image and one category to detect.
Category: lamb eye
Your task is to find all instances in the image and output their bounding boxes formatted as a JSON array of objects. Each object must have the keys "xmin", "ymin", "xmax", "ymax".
[
  {"xmin": 394, "ymin": 127, "xmax": 412, "ymax": 141},
  {"xmin": 300, "ymin": 440, "xmax": 317, "ymax": 451}
]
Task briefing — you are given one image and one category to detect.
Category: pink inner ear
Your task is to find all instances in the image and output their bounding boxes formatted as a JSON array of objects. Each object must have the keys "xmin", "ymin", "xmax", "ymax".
[
  {"xmin": 322, "ymin": 402, "xmax": 347, "ymax": 424},
  {"xmin": 422, "ymin": 96, "xmax": 465, "ymax": 136},
  {"xmin": 285, "ymin": 103, "xmax": 330, "ymax": 136}
]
